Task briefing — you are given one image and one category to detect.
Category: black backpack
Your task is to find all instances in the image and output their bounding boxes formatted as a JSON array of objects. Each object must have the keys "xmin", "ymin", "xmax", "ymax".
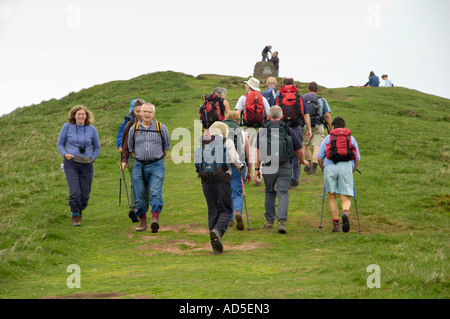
[
  {"xmin": 259, "ymin": 120, "xmax": 294, "ymax": 166},
  {"xmin": 194, "ymin": 135, "xmax": 229, "ymax": 182},
  {"xmin": 303, "ymin": 95, "xmax": 324, "ymax": 126}
]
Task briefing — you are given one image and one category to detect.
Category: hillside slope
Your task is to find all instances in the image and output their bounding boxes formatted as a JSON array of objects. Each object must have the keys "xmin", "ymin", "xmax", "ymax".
[{"xmin": 0, "ymin": 71, "xmax": 448, "ymax": 299}]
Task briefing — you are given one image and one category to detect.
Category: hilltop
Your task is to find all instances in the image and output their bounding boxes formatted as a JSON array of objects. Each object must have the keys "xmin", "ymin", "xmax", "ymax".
[{"xmin": 0, "ymin": 71, "xmax": 448, "ymax": 299}]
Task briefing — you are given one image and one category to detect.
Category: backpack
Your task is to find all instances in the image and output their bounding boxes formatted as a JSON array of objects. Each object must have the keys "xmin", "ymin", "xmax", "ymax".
[
  {"xmin": 277, "ymin": 84, "xmax": 304, "ymax": 127},
  {"xmin": 194, "ymin": 135, "xmax": 229, "ymax": 182},
  {"xmin": 199, "ymin": 94, "xmax": 225, "ymax": 129},
  {"xmin": 303, "ymin": 95, "xmax": 324, "ymax": 126},
  {"xmin": 325, "ymin": 128, "xmax": 357, "ymax": 163},
  {"xmin": 222, "ymin": 118, "xmax": 246, "ymax": 163},
  {"xmin": 132, "ymin": 120, "xmax": 165, "ymax": 153},
  {"xmin": 259, "ymin": 121, "xmax": 294, "ymax": 166},
  {"xmin": 242, "ymin": 91, "xmax": 265, "ymax": 127}
]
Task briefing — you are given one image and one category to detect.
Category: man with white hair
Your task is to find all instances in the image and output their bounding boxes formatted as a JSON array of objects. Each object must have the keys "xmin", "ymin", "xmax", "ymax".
[
  {"xmin": 235, "ymin": 77, "xmax": 271, "ymax": 187},
  {"xmin": 254, "ymin": 106, "xmax": 310, "ymax": 234},
  {"xmin": 128, "ymin": 102, "xmax": 171, "ymax": 233}
]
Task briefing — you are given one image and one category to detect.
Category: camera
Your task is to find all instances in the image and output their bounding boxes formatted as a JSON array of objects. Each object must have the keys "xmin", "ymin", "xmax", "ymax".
[{"xmin": 79, "ymin": 145, "xmax": 86, "ymax": 153}]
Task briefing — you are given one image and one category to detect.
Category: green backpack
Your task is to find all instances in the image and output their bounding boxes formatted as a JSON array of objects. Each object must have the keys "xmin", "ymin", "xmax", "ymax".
[{"xmin": 259, "ymin": 120, "xmax": 294, "ymax": 166}]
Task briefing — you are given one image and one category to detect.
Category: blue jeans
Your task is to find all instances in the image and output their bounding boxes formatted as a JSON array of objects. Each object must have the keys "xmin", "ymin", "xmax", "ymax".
[
  {"xmin": 230, "ymin": 164, "xmax": 246, "ymax": 220},
  {"xmin": 290, "ymin": 125, "xmax": 303, "ymax": 181},
  {"xmin": 132, "ymin": 158, "xmax": 165, "ymax": 218}
]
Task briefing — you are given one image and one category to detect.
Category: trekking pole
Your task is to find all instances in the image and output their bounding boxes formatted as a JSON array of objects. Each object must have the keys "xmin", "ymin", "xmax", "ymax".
[
  {"xmin": 240, "ymin": 175, "xmax": 251, "ymax": 233},
  {"xmin": 353, "ymin": 183, "xmax": 362, "ymax": 233},
  {"xmin": 121, "ymin": 167, "xmax": 131, "ymax": 209},
  {"xmin": 319, "ymin": 184, "xmax": 325, "ymax": 231},
  {"xmin": 119, "ymin": 173, "xmax": 122, "ymax": 207}
]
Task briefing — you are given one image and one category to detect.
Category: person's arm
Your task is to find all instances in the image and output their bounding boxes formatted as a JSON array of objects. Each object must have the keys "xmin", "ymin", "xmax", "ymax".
[
  {"xmin": 244, "ymin": 133, "xmax": 251, "ymax": 184},
  {"xmin": 91, "ymin": 126, "xmax": 101, "ymax": 162}
]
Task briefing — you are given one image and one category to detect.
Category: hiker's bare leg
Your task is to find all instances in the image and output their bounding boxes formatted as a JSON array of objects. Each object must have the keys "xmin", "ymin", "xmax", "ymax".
[{"xmin": 328, "ymin": 193, "xmax": 339, "ymax": 220}]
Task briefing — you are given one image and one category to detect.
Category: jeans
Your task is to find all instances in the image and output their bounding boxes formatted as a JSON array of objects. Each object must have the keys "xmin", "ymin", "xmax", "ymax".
[
  {"xmin": 230, "ymin": 164, "xmax": 246, "ymax": 220},
  {"xmin": 64, "ymin": 159, "xmax": 93, "ymax": 216},
  {"xmin": 263, "ymin": 162, "xmax": 291, "ymax": 222},
  {"xmin": 290, "ymin": 125, "xmax": 303, "ymax": 181},
  {"xmin": 132, "ymin": 158, "xmax": 165, "ymax": 218}
]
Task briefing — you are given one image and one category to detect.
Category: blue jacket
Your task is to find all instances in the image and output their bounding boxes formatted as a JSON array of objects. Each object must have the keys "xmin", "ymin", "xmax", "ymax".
[{"xmin": 369, "ymin": 75, "xmax": 380, "ymax": 87}]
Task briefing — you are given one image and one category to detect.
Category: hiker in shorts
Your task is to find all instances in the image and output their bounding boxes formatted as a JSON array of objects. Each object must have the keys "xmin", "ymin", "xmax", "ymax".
[
  {"xmin": 254, "ymin": 106, "xmax": 310, "ymax": 234},
  {"xmin": 128, "ymin": 103, "xmax": 171, "ymax": 233},
  {"xmin": 235, "ymin": 77, "xmax": 271, "ymax": 187},
  {"xmin": 261, "ymin": 45, "xmax": 272, "ymax": 61},
  {"xmin": 222, "ymin": 111, "xmax": 252, "ymax": 230},
  {"xmin": 195, "ymin": 121, "xmax": 244, "ymax": 254},
  {"xmin": 57, "ymin": 105, "xmax": 101, "ymax": 226},
  {"xmin": 302, "ymin": 82, "xmax": 332, "ymax": 175},
  {"xmin": 120, "ymin": 101, "xmax": 150, "ymax": 222},
  {"xmin": 317, "ymin": 116, "xmax": 360, "ymax": 232}
]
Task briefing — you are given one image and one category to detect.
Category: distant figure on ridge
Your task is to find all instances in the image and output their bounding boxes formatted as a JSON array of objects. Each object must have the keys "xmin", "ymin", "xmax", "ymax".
[{"xmin": 261, "ymin": 45, "xmax": 272, "ymax": 61}]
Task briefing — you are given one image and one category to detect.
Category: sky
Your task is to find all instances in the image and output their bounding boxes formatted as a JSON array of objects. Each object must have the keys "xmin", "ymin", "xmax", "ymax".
[{"xmin": 0, "ymin": 0, "xmax": 449, "ymax": 116}]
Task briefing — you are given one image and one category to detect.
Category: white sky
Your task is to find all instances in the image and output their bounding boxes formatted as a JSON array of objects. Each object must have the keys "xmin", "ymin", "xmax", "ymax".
[{"xmin": 0, "ymin": 0, "xmax": 449, "ymax": 116}]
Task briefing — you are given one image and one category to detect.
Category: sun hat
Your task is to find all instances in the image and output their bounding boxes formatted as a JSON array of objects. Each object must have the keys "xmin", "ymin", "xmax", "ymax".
[{"xmin": 243, "ymin": 77, "xmax": 261, "ymax": 92}]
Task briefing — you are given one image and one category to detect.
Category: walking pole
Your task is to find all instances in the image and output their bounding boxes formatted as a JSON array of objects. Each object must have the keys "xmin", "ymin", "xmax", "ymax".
[
  {"xmin": 240, "ymin": 175, "xmax": 251, "ymax": 233},
  {"xmin": 353, "ymin": 183, "xmax": 362, "ymax": 233},
  {"xmin": 319, "ymin": 184, "xmax": 326, "ymax": 231},
  {"xmin": 121, "ymin": 168, "xmax": 131, "ymax": 209},
  {"xmin": 119, "ymin": 173, "xmax": 122, "ymax": 207}
]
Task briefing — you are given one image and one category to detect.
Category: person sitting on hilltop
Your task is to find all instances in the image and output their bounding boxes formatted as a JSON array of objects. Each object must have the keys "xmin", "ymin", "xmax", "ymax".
[{"xmin": 381, "ymin": 74, "xmax": 394, "ymax": 87}]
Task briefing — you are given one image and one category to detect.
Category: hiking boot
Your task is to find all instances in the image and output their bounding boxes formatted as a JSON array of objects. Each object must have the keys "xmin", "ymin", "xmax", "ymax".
[
  {"xmin": 129, "ymin": 208, "xmax": 139, "ymax": 223},
  {"xmin": 228, "ymin": 220, "xmax": 234, "ymax": 228},
  {"xmin": 151, "ymin": 211, "xmax": 160, "ymax": 233},
  {"xmin": 136, "ymin": 217, "xmax": 147, "ymax": 232},
  {"xmin": 290, "ymin": 179, "xmax": 299, "ymax": 188},
  {"xmin": 234, "ymin": 211, "xmax": 244, "ymax": 231},
  {"xmin": 278, "ymin": 220, "xmax": 287, "ymax": 234},
  {"xmin": 332, "ymin": 220, "xmax": 341, "ymax": 232},
  {"xmin": 263, "ymin": 220, "xmax": 274, "ymax": 228},
  {"xmin": 210, "ymin": 229, "xmax": 223, "ymax": 254},
  {"xmin": 72, "ymin": 215, "xmax": 81, "ymax": 227},
  {"xmin": 308, "ymin": 163, "xmax": 318, "ymax": 175},
  {"xmin": 303, "ymin": 161, "xmax": 311, "ymax": 173},
  {"xmin": 342, "ymin": 212, "xmax": 350, "ymax": 233}
]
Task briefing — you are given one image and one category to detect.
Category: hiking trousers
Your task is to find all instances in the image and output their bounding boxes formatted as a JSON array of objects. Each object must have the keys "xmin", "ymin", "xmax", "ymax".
[
  {"xmin": 202, "ymin": 178, "xmax": 232, "ymax": 241},
  {"xmin": 263, "ymin": 162, "xmax": 291, "ymax": 222},
  {"xmin": 290, "ymin": 125, "xmax": 303, "ymax": 181},
  {"xmin": 64, "ymin": 158, "xmax": 93, "ymax": 216}
]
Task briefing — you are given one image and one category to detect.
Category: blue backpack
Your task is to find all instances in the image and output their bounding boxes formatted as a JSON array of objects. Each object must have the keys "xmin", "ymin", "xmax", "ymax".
[{"xmin": 194, "ymin": 135, "xmax": 229, "ymax": 182}]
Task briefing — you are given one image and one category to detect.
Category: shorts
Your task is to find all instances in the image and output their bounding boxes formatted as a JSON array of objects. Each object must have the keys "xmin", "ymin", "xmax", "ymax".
[
  {"xmin": 323, "ymin": 161, "xmax": 354, "ymax": 196},
  {"xmin": 302, "ymin": 125, "xmax": 325, "ymax": 147}
]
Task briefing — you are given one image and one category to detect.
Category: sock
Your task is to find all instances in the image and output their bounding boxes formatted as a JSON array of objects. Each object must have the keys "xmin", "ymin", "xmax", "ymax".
[
  {"xmin": 333, "ymin": 219, "xmax": 340, "ymax": 223},
  {"xmin": 343, "ymin": 210, "xmax": 349, "ymax": 214},
  {"xmin": 72, "ymin": 212, "xmax": 80, "ymax": 217}
]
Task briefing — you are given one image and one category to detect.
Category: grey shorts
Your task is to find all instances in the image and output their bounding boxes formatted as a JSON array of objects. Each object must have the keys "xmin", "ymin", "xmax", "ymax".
[{"xmin": 323, "ymin": 161, "xmax": 354, "ymax": 196}]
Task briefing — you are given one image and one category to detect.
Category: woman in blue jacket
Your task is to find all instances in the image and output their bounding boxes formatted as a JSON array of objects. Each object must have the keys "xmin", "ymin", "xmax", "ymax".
[{"xmin": 57, "ymin": 105, "xmax": 101, "ymax": 226}]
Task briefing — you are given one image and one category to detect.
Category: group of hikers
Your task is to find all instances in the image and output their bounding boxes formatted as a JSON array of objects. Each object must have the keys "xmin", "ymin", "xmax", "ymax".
[{"xmin": 57, "ymin": 75, "xmax": 361, "ymax": 255}]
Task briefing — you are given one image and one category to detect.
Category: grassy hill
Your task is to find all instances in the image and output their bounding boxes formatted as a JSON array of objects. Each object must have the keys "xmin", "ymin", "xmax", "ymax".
[{"xmin": 0, "ymin": 71, "xmax": 448, "ymax": 299}]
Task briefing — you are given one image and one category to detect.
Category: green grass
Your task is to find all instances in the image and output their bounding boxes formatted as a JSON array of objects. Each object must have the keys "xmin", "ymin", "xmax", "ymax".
[{"xmin": 0, "ymin": 71, "xmax": 449, "ymax": 299}]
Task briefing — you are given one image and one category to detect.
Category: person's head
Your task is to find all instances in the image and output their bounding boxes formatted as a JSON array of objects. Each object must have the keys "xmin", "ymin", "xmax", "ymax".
[
  {"xmin": 213, "ymin": 87, "xmax": 227, "ymax": 99},
  {"xmin": 225, "ymin": 110, "xmax": 240, "ymax": 123},
  {"xmin": 209, "ymin": 121, "xmax": 229, "ymax": 137},
  {"xmin": 266, "ymin": 77, "xmax": 277, "ymax": 88},
  {"xmin": 282, "ymin": 77, "xmax": 294, "ymax": 85},
  {"xmin": 268, "ymin": 45, "xmax": 272, "ymax": 50},
  {"xmin": 132, "ymin": 99, "xmax": 145, "ymax": 117},
  {"xmin": 244, "ymin": 77, "xmax": 261, "ymax": 93},
  {"xmin": 331, "ymin": 116, "xmax": 346, "ymax": 129},
  {"xmin": 272, "ymin": 51, "xmax": 278, "ymax": 57},
  {"xmin": 134, "ymin": 104, "xmax": 143, "ymax": 121},
  {"xmin": 68, "ymin": 105, "xmax": 93, "ymax": 125},
  {"xmin": 308, "ymin": 81, "xmax": 319, "ymax": 93},
  {"xmin": 369, "ymin": 71, "xmax": 375, "ymax": 77},
  {"xmin": 382, "ymin": 74, "xmax": 388, "ymax": 80},
  {"xmin": 141, "ymin": 103, "xmax": 155, "ymax": 123},
  {"xmin": 269, "ymin": 105, "xmax": 283, "ymax": 121}
]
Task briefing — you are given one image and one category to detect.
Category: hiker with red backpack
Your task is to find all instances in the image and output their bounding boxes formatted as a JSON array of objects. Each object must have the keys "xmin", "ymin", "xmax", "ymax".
[
  {"xmin": 235, "ymin": 77, "xmax": 271, "ymax": 187},
  {"xmin": 274, "ymin": 78, "xmax": 312, "ymax": 187},
  {"xmin": 317, "ymin": 116, "xmax": 360, "ymax": 232}
]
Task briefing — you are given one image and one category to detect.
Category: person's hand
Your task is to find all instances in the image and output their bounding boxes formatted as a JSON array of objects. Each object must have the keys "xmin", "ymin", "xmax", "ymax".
[
  {"xmin": 120, "ymin": 162, "xmax": 127, "ymax": 171},
  {"xmin": 245, "ymin": 172, "xmax": 251, "ymax": 184},
  {"xmin": 305, "ymin": 129, "xmax": 312, "ymax": 140},
  {"xmin": 64, "ymin": 153, "xmax": 75, "ymax": 160},
  {"xmin": 302, "ymin": 160, "xmax": 311, "ymax": 167},
  {"xmin": 254, "ymin": 170, "xmax": 261, "ymax": 183}
]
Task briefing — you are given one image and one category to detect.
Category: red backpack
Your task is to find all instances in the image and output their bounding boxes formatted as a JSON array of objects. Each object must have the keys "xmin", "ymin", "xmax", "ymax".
[
  {"xmin": 199, "ymin": 94, "xmax": 225, "ymax": 129},
  {"xmin": 277, "ymin": 84, "xmax": 304, "ymax": 127},
  {"xmin": 326, "ymin": 128, "xmax": 357, "ymax": 163},
  {"xmin": 243, "ymin": 91, "xmax": 265, "ymax": 127}
]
